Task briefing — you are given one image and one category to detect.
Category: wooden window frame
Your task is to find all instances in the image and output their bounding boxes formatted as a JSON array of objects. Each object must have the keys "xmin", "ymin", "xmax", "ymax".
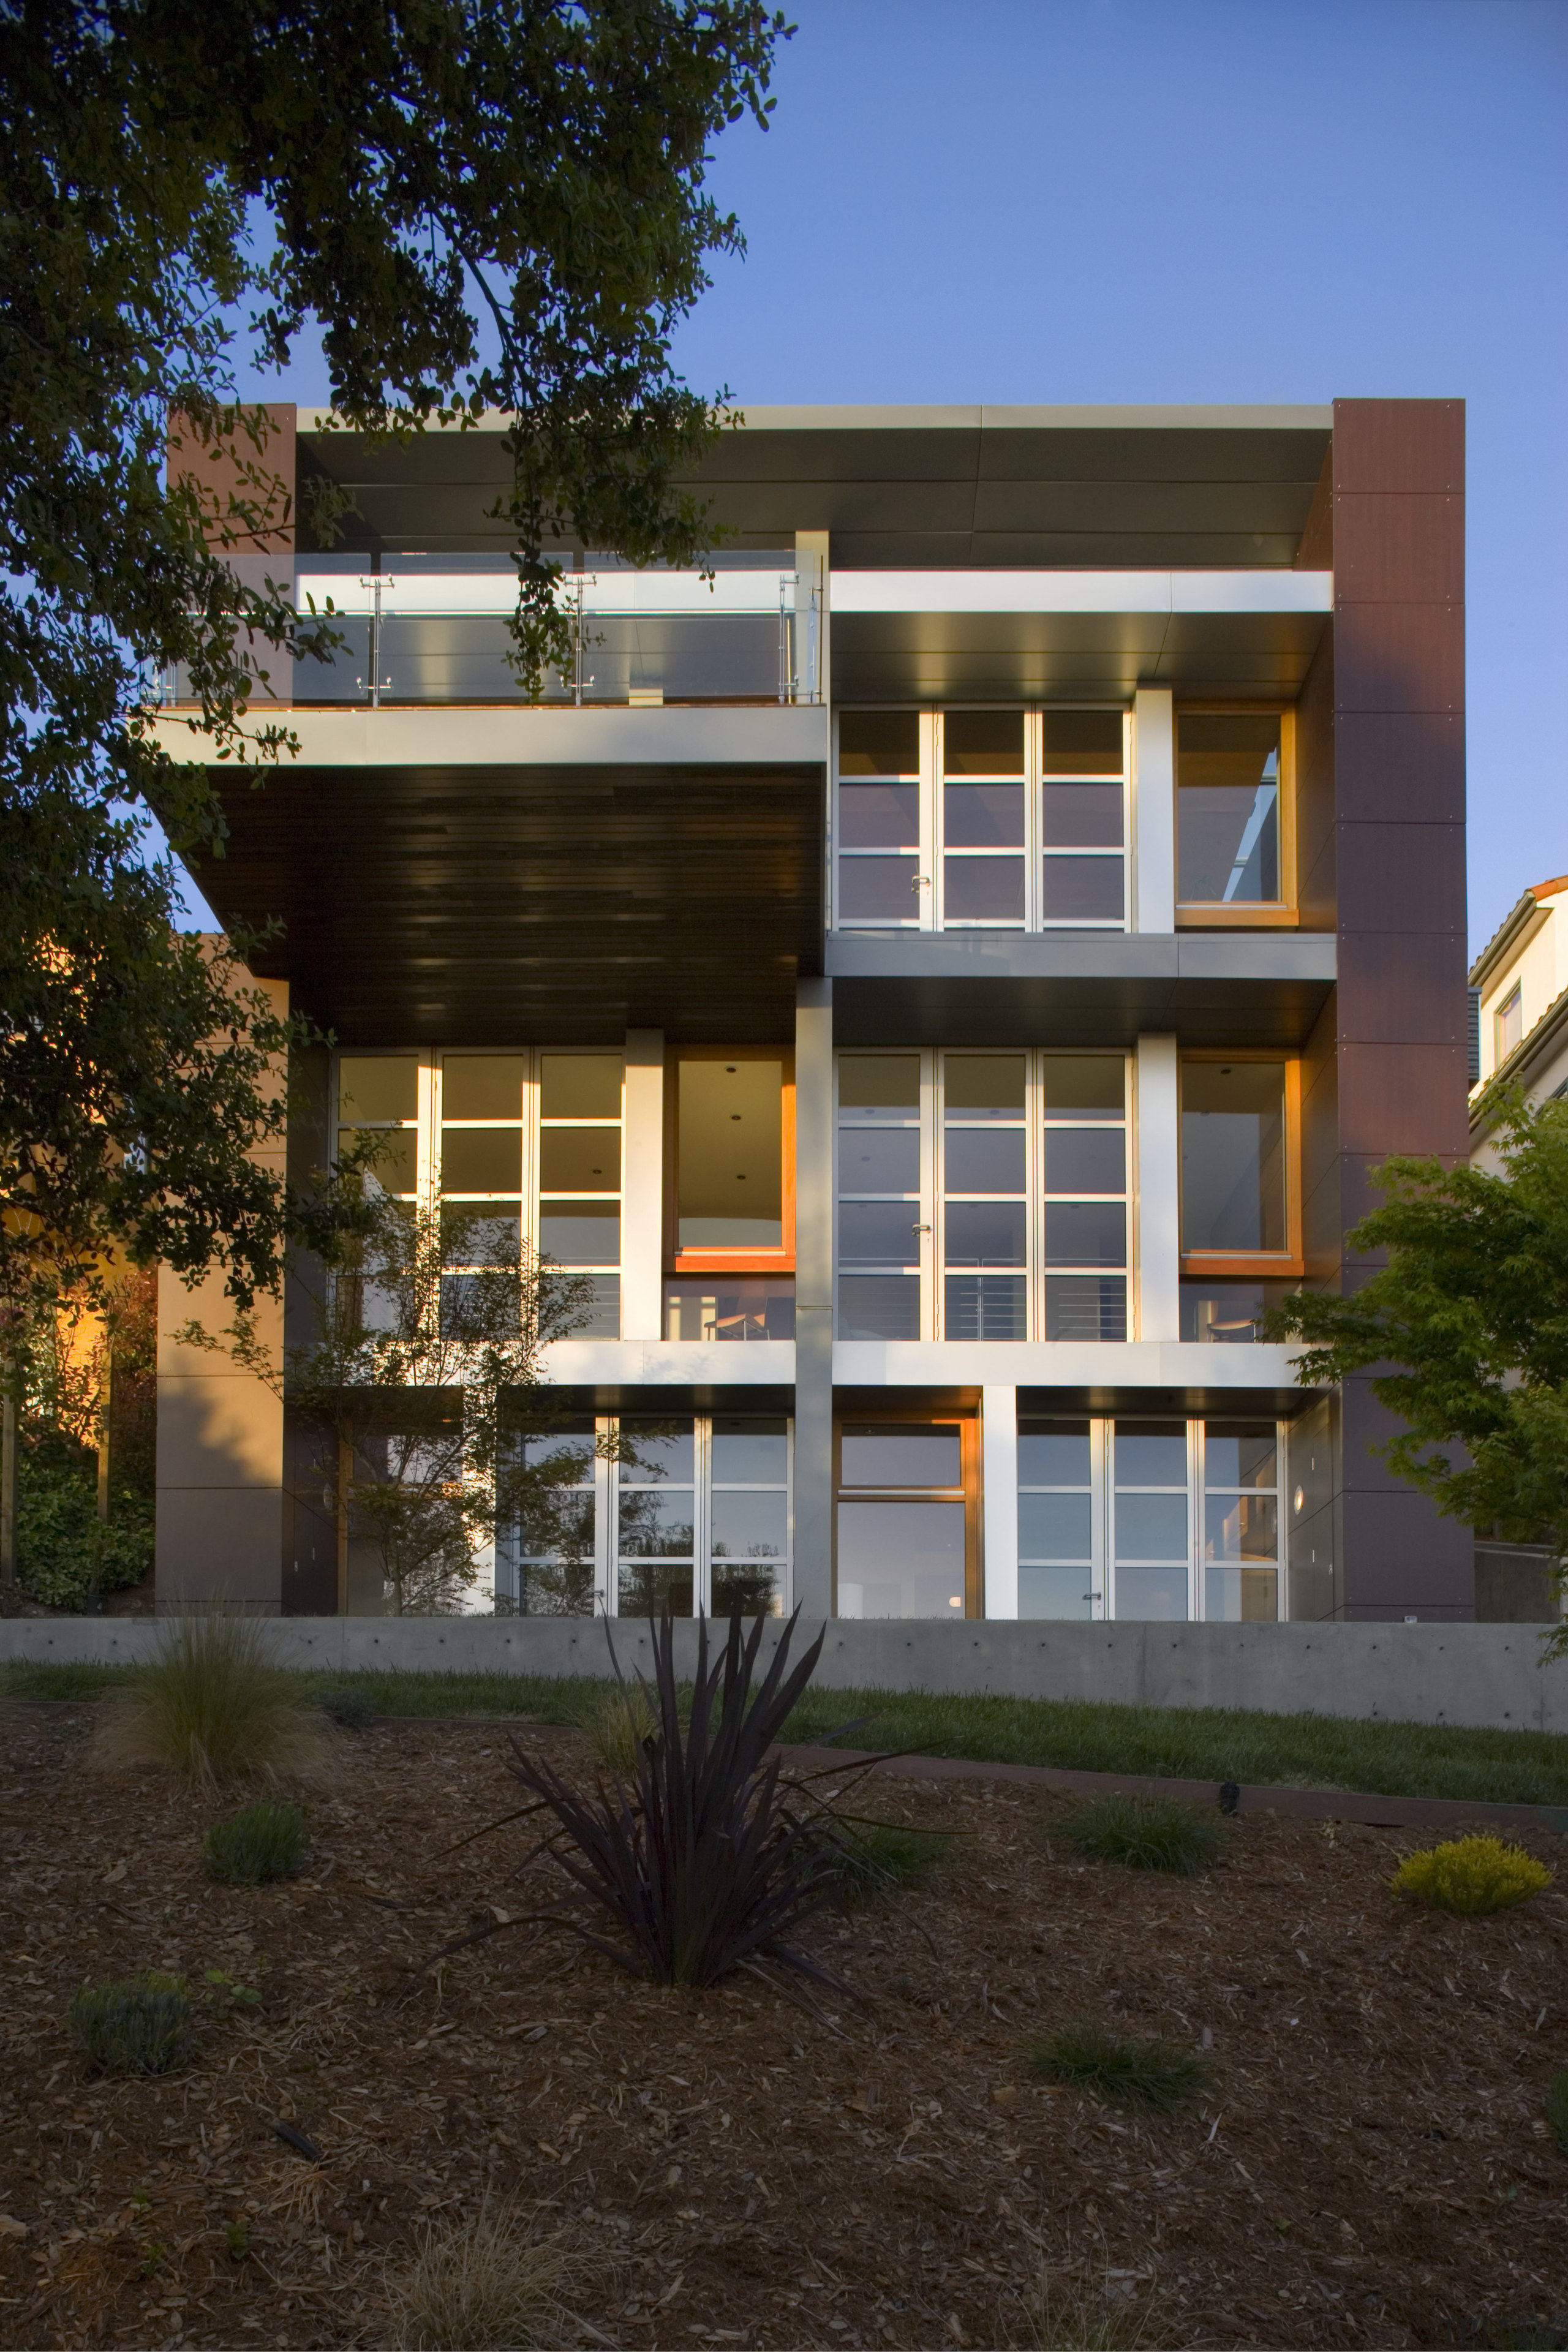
[
  {"xmin": 832, "ymin": 1403, "xmax": 984, "ymax": 1619},
  {"xmin": 1178, "ymin": 1049, "xmax": 1304, "ymax": 1283},
  {"xmin": 665, "ymin": 1043, "xmax": 796, "ymax": 1276},
  {"xmin": 1174, "ymin": 703, "xmax": 1299, "ymax": 930}
]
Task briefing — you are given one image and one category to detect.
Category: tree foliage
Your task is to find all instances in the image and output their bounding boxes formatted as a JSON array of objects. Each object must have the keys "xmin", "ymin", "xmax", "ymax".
[
  {"xmin": 1267, "ymin": 1092, "xmax": 1568, "ymax": 1636},
  {"xmin": 1, "ymin": 0, "xmax": 786, "ymax": 1320}
]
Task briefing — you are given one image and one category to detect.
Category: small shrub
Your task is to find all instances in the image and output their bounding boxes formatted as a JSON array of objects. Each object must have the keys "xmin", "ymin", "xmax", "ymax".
[
  {"xmin": 382, "ymin": 2192, "xmax": 602, "ymax": 2350},
  {"xmin": 94, "ymin": 1612, "xmax": 335, "ymax": 1787},
  {"xmin": 1056, "ymin": 1792, "xmax": 1226, "ymax": 1876},
  {"xmin": 1390, "ymin": 1834, "xmax": 1553, "ymax": 1916},
  {"xmin": 69, "ymin": 1974, "xmax": 195, "ymax": 2076},
  {"xmin": 1544, "ymin": 2071, "xmax": 1568, "ymax": 2154},
  {"xmin": 317, "ymin": 1685, "xmax": 376, "ymax": 1732},
  {"xmin": 1014, "ymin": 2256, "xmax": 1156, "ymax": 2350},
  {"xmin": 1025, "ymin": 2021, "xmax": 1213, "ymax": 2113},
  {"xmin": 827, "ymin": 1819, "xmax": 954, "ymax": 1905},
  {"xmin": 204, "ymin": 1800, "xmax": 308, "ymax": 1885},
  {"xmin": 571, "ymin": 1679, "xmax": 658, "ymax": 1778}
]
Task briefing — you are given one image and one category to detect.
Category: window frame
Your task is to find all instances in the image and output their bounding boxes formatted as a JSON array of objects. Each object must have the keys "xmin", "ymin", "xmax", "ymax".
[
  {"xmin": 832, "ymin": 1404, "xmax": 983, "ymax": 1619},
  {"xmin": 832, "ymin": 706, "xmax": 1131, "ymax": 937},
  {"xmin": 1018, "ymin": 1411, "xmax": 1289, "ymax": 1625},
  {"xmin": 1174, "ymin": 703, "xmax": 1299, "ymax": 930},
  {"xmin": 603, "ymin": 1412, "xmax": 794, "ymax": 1619},
  {"xmin": 1494, "ymin": 982, "xmax": 1524, "ymax": 1065},
  {"xmin": 835, "ymin": 1047, "xmax": 1133, "ymax": 1343},
  {"xmin": 330, "ymin": 1047, "xmax": 627, "ymax": 1337},
  {"xmin": 1177, "ymin": 1048, "xmax": 1303, "ymax": 1283}
]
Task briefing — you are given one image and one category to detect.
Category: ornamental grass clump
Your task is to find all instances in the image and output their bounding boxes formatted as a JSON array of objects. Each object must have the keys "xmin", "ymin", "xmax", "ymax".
[
  {"xmin": 1025, "ymin": 2021, "xmax": 1213, "ymax": 2113},
  {"xmin": 827, "ymin": 1819, "xmax": 955, "ymax": 1907},
  {"xmin": 382, "ymin": 2191, "xmax": 601, "ymax": 2351},
  {"xmin": 69, "ymin": 1973, "xmax": 195, "ymax": 2076},
  {"xmin": 1056, "ymin": 1792, "xmax": 1226, "ymax": 1876},
  {"xmin": 1390, "ymin": 1834, "xmax": 1553, "ymax": 1917},
  {"xmin": 203, "ymin": 1800, "xmax": 308, "ymax": 1885},
  {"xmin": 448, "ymin": 1606, "xmax": 866, "ymax": 1994},
  {"xmin": 571, "ymin": 1679, "xmax": 659, "ymax": 1779},
  {"xmin": 94, "ymin": 1611, "xmax": 334, "ymax": 1787}
]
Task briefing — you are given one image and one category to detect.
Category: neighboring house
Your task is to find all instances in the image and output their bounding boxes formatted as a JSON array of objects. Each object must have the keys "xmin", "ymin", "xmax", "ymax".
[
  {"xmin": 1468, "ymin": 873, "xmax": 1567, "ymax": 1621},
  {"xmin": 154, "ymin": 397, "xmax": 1476, "ymax": 1626},
  {"xmin": 1469, "ymin": 875, "xmax": 1568, "ymax": 1166}
]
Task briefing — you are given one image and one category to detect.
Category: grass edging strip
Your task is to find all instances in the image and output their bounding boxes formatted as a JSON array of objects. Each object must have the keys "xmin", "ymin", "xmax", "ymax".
[{"xmin": 772, "ymin": 1743, "xmax": 1568, "ymax": 1836}]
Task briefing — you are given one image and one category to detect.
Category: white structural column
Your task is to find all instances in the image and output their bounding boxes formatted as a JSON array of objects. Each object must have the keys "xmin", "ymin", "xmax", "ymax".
[
  {"xmin": 1132, "ymin": 687, "xmax": 1175, "ymax": 934},
  {"xmin": 794, "ymin": 979, "xmax": 835, "ymax": 1620},
  {"xmin": 620, "ymin": 1029, "xmax": 665, "ymax": 1341},
  {"xmin": 981, "ymin": 1385, "xmax": 1019, "ymax": 1619},
  {"xmin": 1135, "ymin": 1034, "xmax": 1181, "ymax": 1341}
]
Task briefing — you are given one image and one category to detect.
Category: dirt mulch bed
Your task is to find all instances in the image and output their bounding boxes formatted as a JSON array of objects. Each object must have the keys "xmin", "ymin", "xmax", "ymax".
[{"xmin": 3, "ymin": 1703, "xmax": 1567, "ymax": 2351}]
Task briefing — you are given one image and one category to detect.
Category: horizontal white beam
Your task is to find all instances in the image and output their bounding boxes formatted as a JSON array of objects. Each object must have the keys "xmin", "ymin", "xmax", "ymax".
[{"xmin": 831, "ymin": 570, "xmax": 1333, "ymax": 617}]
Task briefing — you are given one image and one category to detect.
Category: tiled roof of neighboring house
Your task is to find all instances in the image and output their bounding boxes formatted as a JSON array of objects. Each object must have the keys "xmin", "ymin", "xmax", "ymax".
[{"xmin": 1469, "ymin": 877, "xmax": 1566, "ymax": 990}]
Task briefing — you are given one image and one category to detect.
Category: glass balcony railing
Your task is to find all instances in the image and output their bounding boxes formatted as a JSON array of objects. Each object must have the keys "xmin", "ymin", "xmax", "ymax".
[{"xmin": 165, "ymin": 550, "xmax": 823, "ymax": 709}]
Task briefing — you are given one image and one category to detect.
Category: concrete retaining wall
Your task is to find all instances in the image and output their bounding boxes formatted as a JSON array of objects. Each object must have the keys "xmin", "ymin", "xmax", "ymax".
[{"xmin": 4, "ymin": 1616, "xmax": 1566, "ymax": 1735}]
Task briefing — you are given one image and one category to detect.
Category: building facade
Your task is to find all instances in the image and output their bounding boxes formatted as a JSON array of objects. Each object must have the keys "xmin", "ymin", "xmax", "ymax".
[{"xmin": 155, "ymin": 399, "xmax": 1474, "ymax": 1624}]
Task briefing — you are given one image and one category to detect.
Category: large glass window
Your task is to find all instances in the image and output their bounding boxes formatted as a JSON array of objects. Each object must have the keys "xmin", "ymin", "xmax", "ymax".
[
  {"xmin": 942, "ymin": 1055, "xmax": 1027, "ymax": 1340},
  {"xmin": 836, "ymin": 710, "xmax": 922, "ymax": 925},
  {"xmin": 663, "ymin": 1276, "xmax": 795, "ymax": 1341},
  {"xmin": 837, "ymin": 1055, "xmax": 925, "ymax": 1340},
  {"xmin": 942, "ymin": 712, "xmax": 1025, "ymax": 926},
  {"xmin": 1042, "ymin": 1055, "xmax": 1128, "ymax": 1340},
  {"xmin": 1179, "ymin": 1279, "xmax": 1296, "ymax": 1343},
  {"xmin": 503, "ymin": 1422, "xmax": 598, "ymax": 1616},
  {"xmin": 616, "ymin": 1419, "xmax": 696, "ymax": 1618},
  {"xmin": 1177, "ymin": 715, "xmax": 1283, "ymax": 906},
  {"xmin": 337, "ymin": 1055, "xmax": 420, "ymax": 1196},
  {"xmin": 835, "ymin": 1049, "xmax": 1131, "ymax": 1341},
  {"xmin": 1180, "ymin": 1060, "xmax": 1288, "ymax": 1255},
  {"xmin": 1111, "ymin": 1421, "xmax": 1191, "ymax": 1621},
  {"xmin": 1019, "ymin": 1413, "xmax": 1287, "ymax": 1622},
  {"xmin": 709, "ymin": 1417, "xmax": 790, "ymax": 1616},
  {"xmin": 836, "ymin": 1420, "xmax": 973, "ymax": 1618},
  {"xmin": 1017, "ymin": 1419, "xmax": 1098, "ymax": 1619},
  {"xmin": 537, "ymin": 1054, "xmax": 622, "ymax": 1333},
  {"xmin": 834, "ymin": 707, "xmax": 1128, "ymax": 935},
  {"xmin": 675, "ymin": 1053, "xmax": 785, "ymax": 1250},
  {"xmin": 1203, "ymin": 1422, "xmax": 1280, "ymax": 1621},
  {"xmin": 1041, "ymin": 710, "xmax": 1126, "ymax": 925}
]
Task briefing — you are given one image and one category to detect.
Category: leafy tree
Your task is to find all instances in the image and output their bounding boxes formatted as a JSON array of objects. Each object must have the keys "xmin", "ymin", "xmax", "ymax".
[
  {"xmin": 190, "ymin": 1169, "xmax": 611, "ymax": 1615},
  {"xmin": 1, "ymin": 0, "xmax": 788, "ymax": 1322},
  {"xmin": 1267, "ymin": 1091, "xmax": 1568, "ymax": 1643}
]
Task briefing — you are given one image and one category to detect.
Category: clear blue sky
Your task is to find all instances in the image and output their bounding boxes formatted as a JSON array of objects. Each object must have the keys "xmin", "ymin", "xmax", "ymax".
[{"xmin": 240, "ymin": 0, "xmax": 1566, "ymax": 956}]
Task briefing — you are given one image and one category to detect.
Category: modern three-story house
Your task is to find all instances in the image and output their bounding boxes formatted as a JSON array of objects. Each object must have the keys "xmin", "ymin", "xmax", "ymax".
[{"xmin": 155, "ymin": 398, "xmax": 1474, "ymax": 1626}]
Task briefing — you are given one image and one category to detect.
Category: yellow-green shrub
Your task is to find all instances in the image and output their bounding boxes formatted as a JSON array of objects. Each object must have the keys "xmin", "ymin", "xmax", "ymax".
[{"xmin": 1390, "ymin": 1833, "xmax": 1553, "ymax": 1916}]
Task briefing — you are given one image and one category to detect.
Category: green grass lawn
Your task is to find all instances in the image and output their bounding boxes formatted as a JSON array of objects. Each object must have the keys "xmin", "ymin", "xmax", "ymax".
[{"xmin": 8, "ymin": 1656, "xmax": 1567, "ymax": 1807}]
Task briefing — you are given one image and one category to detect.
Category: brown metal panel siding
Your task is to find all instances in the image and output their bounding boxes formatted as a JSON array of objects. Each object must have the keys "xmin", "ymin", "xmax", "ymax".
[
  {"xmin": 1330, "ymin": 398, "xmax": 1464, "ymax": 495},
  {"xmin": 168, "ymin": 402, "xmax": 297, "ymax": 552},
  {"xmin": 1332, "ymin": 603, "xmax": 1465, "ymax": 714},
  {"xmin": 1331, "ymin": 712, "xmax": 1465, "ymax": 823},
  {"xmin": 1325, "ymin": 397, "xmax": 1471, "ymax": 1616},
  {"xmin": 1294, "ymin": 445, "xmax": 1333, "ymax": 570},
  {"xmin": 1334, "ymin": 824, "xmax": 1467, "ymax": 935},
  {"xmin": 1333, "ymin": 935, "xmax": 1470, "ymax": 1042},
  {"xmin": 1335, "ymin": 1042, "xmax": 1471, "ymax": 1150},
  {"xmin": 1332, "ymin": 494, "xmax": 1466, "ymax": 605}
]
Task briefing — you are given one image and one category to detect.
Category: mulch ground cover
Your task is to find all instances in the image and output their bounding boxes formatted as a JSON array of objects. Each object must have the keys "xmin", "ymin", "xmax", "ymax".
[{"xmin": 3, "ymin": 1700, "xmax": 1566, "ymax": 2352}]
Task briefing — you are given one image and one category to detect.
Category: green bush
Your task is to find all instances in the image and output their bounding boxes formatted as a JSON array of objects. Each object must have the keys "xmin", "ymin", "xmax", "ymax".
[
  {"xmin": 1390, "ymin": 1834, "xmax": 1553, "ymax": 1916},
  {"xmin": 1055, "ymin": 1792, "xmax": 1226, "ymax": 1875},
  {"xmin": 827, "ymin": 1820, "xmax": 954, "ymax": 1904},
  {"xmin": 316, "ymin": 1685, "xmax": 376, "ymax": 1732},
  {"xmin": 1025, "ymin": 2021, "xmax": 1213, "ymax": 2113},
  {"xmin": 17, "ymin": 1434, "xmax": 153, "ymax": 1610},
  {"xmin": 69, "ymin": 1974, "xmax": 195, "ymax": 2075},
  {"xmin": 203, "ymin": 1800, "xmax": 309, "ymax": 1885}
]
